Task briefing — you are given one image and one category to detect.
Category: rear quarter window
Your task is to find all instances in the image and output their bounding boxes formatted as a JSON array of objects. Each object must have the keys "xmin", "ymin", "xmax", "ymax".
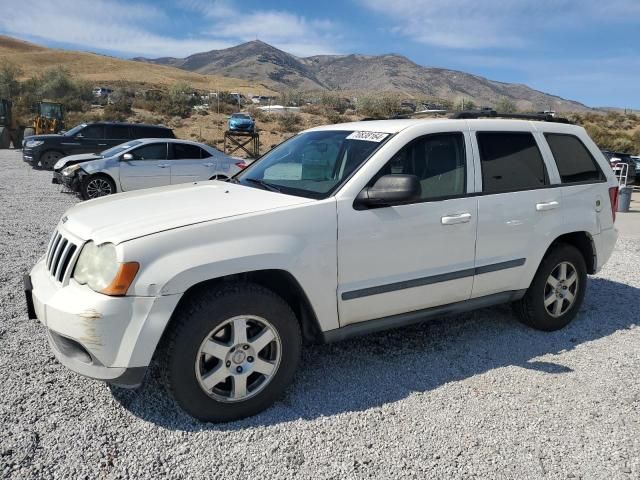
[
  {"xmin": 131, "ymin": 126, "xmax": 173, "ymax": 139},
  {"xmin": 545, "ymin": 133, "xmax": 605, "ymax": 183},
  {"xmin": 477, "ymin": 132, "xmax": 548, "ymax": 193}
]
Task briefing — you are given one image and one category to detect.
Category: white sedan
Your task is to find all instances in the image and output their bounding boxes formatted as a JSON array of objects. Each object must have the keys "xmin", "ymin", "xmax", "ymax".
[{"xmin": 55, "ymin": 138, "xmax": 248, "ymax": 199}]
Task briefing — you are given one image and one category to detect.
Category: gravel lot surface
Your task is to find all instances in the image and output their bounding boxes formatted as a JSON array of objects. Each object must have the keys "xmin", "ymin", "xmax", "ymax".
[{"xmin": 1, "ymin": 149, "xmax": 639, "ymax": 479}]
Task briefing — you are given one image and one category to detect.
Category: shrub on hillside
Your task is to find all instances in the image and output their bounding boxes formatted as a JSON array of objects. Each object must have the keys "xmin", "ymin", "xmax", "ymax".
[
  {"xmin": 278, "ymin": 112, "xmax": 303, "ymax": 132},
  {"xmin": 357, "ymin": 95, "xmax": 402, "ymax": 118}
]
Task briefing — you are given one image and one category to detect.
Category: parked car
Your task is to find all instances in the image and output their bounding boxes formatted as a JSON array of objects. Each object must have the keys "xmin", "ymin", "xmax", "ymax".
[
  {"xmin": 53, "ymin": 139, "xmax": 247, "ymax": 200},
  {"xmin": 603, "ymin": 151, "xmax": 637, "ymax": 185},
  {"xmin": 26, "ymin": 118, "xmax": 618, "ymax": 422},
  {"xmin": 228, "ymin": 112, "xmax": 256, "ymax": 133},
  {"xmin": 22, "ymin": 122, "xmax": 175, "ymax": 169},
  {"xmin": 632, "ymin": 156, "xmax": 640, "ymax": 184}
]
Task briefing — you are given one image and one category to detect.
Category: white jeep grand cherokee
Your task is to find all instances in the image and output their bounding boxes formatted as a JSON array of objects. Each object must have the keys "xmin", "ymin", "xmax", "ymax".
[{"xmin": 26, "ymin": 118, "xmax": 619, "ymax": 422}]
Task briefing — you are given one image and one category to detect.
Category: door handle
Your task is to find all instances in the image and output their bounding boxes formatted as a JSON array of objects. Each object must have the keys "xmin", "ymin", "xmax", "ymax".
[
  {"xmin": 441, "ymin": 212, "xmax": 472, "ymax": 225},
  {"xmin": 536, "ymin": 201, "xmax": 559, "ymax": 211},
  {"xmin": 203, "ymin": 162, "xmax": 214, "ymax": 167},
  {"xmin": 157, "ymin": 163, "xmax": 170, "ymax": 168},
  {"xmin": 98, "ymin": 143, "xmax": 107, "ymax": 146}
]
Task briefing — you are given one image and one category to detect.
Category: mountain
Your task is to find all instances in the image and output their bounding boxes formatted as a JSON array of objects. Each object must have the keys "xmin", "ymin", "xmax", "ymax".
[
  {"xmin": 137, "ymin": 40, "xmax": 591, "ymax": 112},
  {"xmin": 0, "ymin": 35, "xmax": 274, "ymax": 95}
]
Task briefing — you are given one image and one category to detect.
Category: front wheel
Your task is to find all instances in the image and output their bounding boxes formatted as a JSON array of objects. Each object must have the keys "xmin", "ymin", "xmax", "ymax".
[
  {"xmin": 513, "ymin": 243, "xmax": 587, "ymax": 331},
  {"xmin": 160, "ymin": 283, "xmax": 302, "ymax": 422},
  {"xmin": 39, "ymin": 150, "xmax": 63, "ymax": 169},
  {"xmin": 81, "ymin": 174, "xmax": 116, "ymax": 200}
]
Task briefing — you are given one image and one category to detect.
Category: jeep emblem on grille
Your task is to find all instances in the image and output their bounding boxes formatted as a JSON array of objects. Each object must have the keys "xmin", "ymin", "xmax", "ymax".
[{"xmin": 61, "ymin": 216, "xmax": 68, "ymax": 223}]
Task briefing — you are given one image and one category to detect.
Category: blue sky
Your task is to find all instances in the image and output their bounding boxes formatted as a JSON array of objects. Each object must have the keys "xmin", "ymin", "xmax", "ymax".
[{"xmin": 1, "ymin": 0, "xmax": 639, "ymax": 108}]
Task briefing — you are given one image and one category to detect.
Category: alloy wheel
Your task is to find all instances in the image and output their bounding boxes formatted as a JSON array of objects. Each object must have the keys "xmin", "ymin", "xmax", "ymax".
[
  {"xmin": 195, "ymin": 315, "xmax": 282, "ymax": 403},
  {"xmin": 85, "ymin": 178, "xmax": 113, "ymax": 198},
  {"xmin": 544, "ymin": 261, "xmax": 579, "ymax": 318}
]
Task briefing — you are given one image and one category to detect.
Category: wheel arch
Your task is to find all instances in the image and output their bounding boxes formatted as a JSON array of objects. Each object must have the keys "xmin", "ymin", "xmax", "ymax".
[
  {"xmin": 545, "ymin": 231, "xmax": 596, "ymax": 274},
  {"xmin": 155, "ymin": 269, "xmax": 325, "ymax": 356}
]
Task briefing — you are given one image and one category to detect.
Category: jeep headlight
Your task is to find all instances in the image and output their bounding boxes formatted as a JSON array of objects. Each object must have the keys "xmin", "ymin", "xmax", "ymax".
[
  {"xmin": 73, "ymin": 241, "xmax": 139, "ymax": 296},
  {"xmin": 25, "ymin": 140, "xmax": 44, "ymax": 148},
  {"xmin": 62, "ymin": 164, "xmax": 81, "ymax": 176}
]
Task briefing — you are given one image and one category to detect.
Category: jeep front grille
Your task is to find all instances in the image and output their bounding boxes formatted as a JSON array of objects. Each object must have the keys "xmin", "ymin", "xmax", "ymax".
[{"xmin": 45, "ymin": 230, "xmax": 78, "ymax": 282}]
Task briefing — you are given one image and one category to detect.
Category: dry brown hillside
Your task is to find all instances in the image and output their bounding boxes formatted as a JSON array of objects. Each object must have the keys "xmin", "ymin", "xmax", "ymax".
[{"xmin": 0, "ymin": 35, "xmax": 274, "ymax": 95}]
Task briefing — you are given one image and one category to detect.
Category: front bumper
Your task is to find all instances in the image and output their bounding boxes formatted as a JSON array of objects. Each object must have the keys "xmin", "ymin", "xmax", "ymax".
[
  {"xmin": 27, "ymin": 257, "xmax": 181, "ymax": 387},
  {"xmin": 22, "ymin": 148, "xmax": 39, "ymax": 164},
  {"xmin": 54, "ymin": 171, "xmax": 82, "ymax": 192}
]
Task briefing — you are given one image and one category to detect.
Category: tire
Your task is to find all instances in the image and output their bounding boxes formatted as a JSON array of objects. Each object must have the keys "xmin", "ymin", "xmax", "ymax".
[
  {"xmin": 0, "ymin": 127, "xmax": 9, "ymax": 149},
  {"xmin": 23, "ymin": 127, "xmax": 35, "ymax": 139},
  {"xmin": 81, "ymin": 174, "xmax": 116, "ymax": 200},
  {"xmin": 39, "ymin": 150, "xmax": 63, "ymax": 170},
  {"xmin": 160, "ymin": 282, "xmax": 302, "ymax": 422},
  {"xmin": 513, "ymin": 243, "xmax": 587, "ymax": 331}
]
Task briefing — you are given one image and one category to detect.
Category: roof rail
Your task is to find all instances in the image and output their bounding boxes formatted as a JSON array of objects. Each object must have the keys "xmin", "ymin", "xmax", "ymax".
[{"xmin": 451, "ymin": 109, "xmax": 573, "ymax": 124}]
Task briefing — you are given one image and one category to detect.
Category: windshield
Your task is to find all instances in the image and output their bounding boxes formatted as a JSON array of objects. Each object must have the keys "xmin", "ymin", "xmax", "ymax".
[
  {"xmin": 101, "ymin": 140, "xmax": 142, "ymax": 157},
  {"xmin": 236, "ymin": 130, "xmax": 389, "ymax": 198},
  {"xmin": 232, "ymin": 114, "xmax": 250, "ymax": 119},
  {"xmin": 64, "ymin": 124, "xmax": 86, "ymax": 136},
  {"xmin": 40, "ymin": 103, "xmax": 63, "ymax": 119}
]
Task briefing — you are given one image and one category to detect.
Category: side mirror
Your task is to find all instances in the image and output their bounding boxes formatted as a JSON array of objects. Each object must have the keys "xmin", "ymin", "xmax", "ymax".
[
  {"xmin": 122, "ymin": 153, "xmax": 133, "ymax": 161},
  {"xmin": 355, "ymin": 174, "xmax": 421, "ymax": 209},
  {"xmin": 75, "ymin": 134, "xmax": 83, "ymax": 139}
]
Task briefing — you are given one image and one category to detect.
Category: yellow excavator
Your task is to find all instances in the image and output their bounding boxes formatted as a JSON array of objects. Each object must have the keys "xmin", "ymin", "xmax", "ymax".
[
  {"xmin": 23, "ymin": 101, "xmax": 65, "ymax": 137},
  {"xmin": 0, "ymin": 99, "xmax": 66, "ymax": 148}
]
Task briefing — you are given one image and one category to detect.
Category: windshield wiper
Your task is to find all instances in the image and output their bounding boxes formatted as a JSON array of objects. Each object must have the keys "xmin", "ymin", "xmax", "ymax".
[{"xmin": 244, "ymin": 178, "xmax": 282, "ymax": 193}]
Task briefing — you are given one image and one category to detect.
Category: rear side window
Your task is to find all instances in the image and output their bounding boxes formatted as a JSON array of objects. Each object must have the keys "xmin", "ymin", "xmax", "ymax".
[
  {"xmin": 131, "ymin": 126, "xmax": 173, "ymax": 139},
  {"xmin": 105, "ymin": 125, "xmax": 130, "ymax": 140},
  {"xmin": 477, "ymin": 132, "xmax": 548, "ymax": 193},
  {"xmin": 172, "ymin": 143, "xmax": 204, "ymax": 159},
  {"xmin": 545, "ymin": 134, "xmax": 605, "ymax": 183}
]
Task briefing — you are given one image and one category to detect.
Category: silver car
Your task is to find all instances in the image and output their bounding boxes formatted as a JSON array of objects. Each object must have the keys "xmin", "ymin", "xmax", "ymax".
[{"xmin": 54, "ymin": 138, "xmax": 247, "ymax": 199}]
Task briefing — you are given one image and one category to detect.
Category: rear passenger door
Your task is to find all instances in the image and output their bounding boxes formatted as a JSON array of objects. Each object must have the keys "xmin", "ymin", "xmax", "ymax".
[
  {"xmin": 471, "ymin": 129, "xmax": 561, "ymax": 299},
  {"xmin": 168, "ymin": 143, "xmax": 217, "ymax": 184},
  {"xmin": 118, "ymin": 142, "xmax": 170, "ymax": 191}
]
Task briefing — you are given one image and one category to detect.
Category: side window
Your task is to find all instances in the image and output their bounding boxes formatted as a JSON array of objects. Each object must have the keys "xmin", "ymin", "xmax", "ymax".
[
  {"xmin": 200, "ymin": 147, "xmax": 212, "ymax": 159},
  {"xmin": 372, "ymin": 132, "xmax": 466, "ymax": 201},
  {"xmin": 172, "ymin": 143, "xmax": 203, "ymax": 159},
  {"xmin": 477, "ymin": 132, "xmax": 548, "ymax": 193},
  {"xmin": 80, "ymin": 125, "xmax": 104, "ymax": 139},
  {"xmin": 544, "ymin": 133, "xmax": 605, "ymax": 183},
  {"xmin": 105, "ymin": 125, "xmax": 130, "ymax": 140},
  {"xmin": 129, "ymin": 143, "xmax": 167, "ymax": 160}
]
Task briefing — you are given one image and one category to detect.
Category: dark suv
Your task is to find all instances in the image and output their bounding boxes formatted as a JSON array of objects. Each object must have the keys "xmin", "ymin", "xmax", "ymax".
[
  {"xmin": 602, "ymin": 150, "xmax": 636, "ymax": 185},
  {"xmin": 22, "ymin": 122, "xmax": 175, "ymax": 169}
]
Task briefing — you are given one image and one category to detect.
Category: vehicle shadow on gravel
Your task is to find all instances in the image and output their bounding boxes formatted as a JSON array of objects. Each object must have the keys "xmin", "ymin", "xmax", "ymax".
[{"xmin": 110, "ymin": 277, "xmax": 639, "ymax": 430}]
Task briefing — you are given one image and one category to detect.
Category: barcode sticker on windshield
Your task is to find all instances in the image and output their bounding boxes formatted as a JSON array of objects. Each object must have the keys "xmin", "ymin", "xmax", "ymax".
[{"xmin": 346, "ymin": 131, "xmax": 389, "ymax": 142}]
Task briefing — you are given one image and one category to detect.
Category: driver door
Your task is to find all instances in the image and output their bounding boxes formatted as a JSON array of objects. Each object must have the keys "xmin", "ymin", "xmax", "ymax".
[
  {"xmin": 118, "ymin": 142, "xmax": 170, "ymax": 191},
  {"xmin": 337, "ymin": 132, "xmax": 478, "ymax": 325}
]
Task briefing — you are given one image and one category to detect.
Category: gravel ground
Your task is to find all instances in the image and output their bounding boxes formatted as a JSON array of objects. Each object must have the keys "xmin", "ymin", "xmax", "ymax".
[{"xmin": 1, "ymin": 149, "xmax": 639, "ymax": 479}]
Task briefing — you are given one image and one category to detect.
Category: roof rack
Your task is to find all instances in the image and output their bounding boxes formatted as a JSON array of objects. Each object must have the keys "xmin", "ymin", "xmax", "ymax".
[
  {"xmin": 451, "ymin": 109, "xmax": 573, "ymax": 124},
  {"xmin": 388, "ymin": 109, "xmax": 572, "ymax": 124}
]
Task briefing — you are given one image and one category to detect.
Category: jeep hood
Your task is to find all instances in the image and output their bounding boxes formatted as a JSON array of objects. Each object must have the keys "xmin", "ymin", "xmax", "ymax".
[{"xmin": 62, "ymin": 181, "xmax": 314, "ymax": 245}]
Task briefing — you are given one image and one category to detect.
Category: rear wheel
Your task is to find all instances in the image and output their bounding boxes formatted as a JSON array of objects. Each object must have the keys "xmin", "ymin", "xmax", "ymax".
[
  {"xmin": 160, "ymin": 283, "xmax": 302, "ymax": 422},
  {"xmin": 39, "ymin": 150, "xmax": 63, "ymax": 169},
  {"xmin": 81, "ymin": 174, "xmax": 116, "ymax": 200},
  {"xmin": 513, "ymin": 243, "xmax": 587, "ymax": 331}
]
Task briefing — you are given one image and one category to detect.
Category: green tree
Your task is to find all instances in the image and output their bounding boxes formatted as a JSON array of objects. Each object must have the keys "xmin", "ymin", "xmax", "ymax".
[
  {"xmin": 0, "ymin": 63, "xmax": 22, "ymax": 99},
  {"xmin": 495, "ymin": 98, "xmax": 517, "ymax": 113}
]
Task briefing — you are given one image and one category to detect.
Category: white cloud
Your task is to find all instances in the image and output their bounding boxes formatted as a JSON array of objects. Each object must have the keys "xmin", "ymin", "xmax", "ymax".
[
  {"xmin": 0, "ymin": 0, "xmax": 233, "ymax": 57},
  {"xmin": 0, "ymin": 0, "xmax": 343, "ymax": 58},
  {"xmin": 358, "ymin": 0, "xmax": 640, "ymax": 49},
  {"xmin": 206, "ymin": 10, "xmax": 342, "ymax": 56}
]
